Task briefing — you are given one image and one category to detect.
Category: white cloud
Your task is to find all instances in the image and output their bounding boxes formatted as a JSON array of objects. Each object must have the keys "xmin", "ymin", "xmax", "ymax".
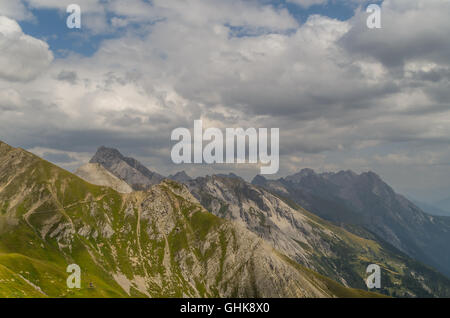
[
  {"xmin": 0, "ymin": 0, "xmax": 33, "ymax": 21},
  {"xmin": 0, "ymin": 16, "xmax": 53, "ymax": 82},
  {"xmin": 0, "ymin": 88, "xmax": 24, "ymax": 110},
  {"xmin": 27, "ymin": 146, "xmax": 92, "ymax": 171},
  {"xmin": 342, "ymin": 0, "xmax": 450, "ymax": 68},
  {"xmin": 22, "ymin": 0, "xmax": 299, "ymax": 34}
]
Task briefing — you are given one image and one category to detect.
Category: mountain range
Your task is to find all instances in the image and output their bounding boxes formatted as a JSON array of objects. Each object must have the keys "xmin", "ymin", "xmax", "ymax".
[
  {"xmin": 1, "ymin": 141, "xmax": 450, "ymax": 297},
  {"xmin": 0, "ymin": 141, "xmax": 378, "ymax": 298},
  {"xmin": 412, "ymin": 199, "xmax": 450, "ymax": 217},
  {"xmin": 252, "ymin": 169, "xmax": 450, "ymax": 278},
  {"xmin": 80, "ymin": 145, "xmax": 450, "ymax": 297}
]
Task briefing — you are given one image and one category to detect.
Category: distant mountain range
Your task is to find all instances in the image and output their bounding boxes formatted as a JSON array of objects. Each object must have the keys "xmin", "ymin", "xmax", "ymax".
[
  {"xmin": 434, "ymin": 197, "xmax": 450, "ymax": 216},
  {"xmin": 411, "ymin": 199, "xmax": 450, "ymax": 217},
  {"xmin": 252, "ymin": 169, "xmax": 450, "ymax": 278}
]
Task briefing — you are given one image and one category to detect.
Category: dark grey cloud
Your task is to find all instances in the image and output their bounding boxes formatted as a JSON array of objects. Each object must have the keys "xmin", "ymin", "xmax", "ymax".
[
  {"xmin": 340, "ymin": 0, "xmax": 450, "ymax": 69},
  {"xmin": 413, "ymin": 68, "xmax": 450, "ymax": 83},
  {"xmin": 57, "ymin": 71, "xmax": 78, "ymax": 85}
]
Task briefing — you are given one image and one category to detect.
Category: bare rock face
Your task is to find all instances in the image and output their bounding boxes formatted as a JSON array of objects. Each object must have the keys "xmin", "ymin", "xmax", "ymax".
[
  {"xmin": 187, "ymin": 175, "xmax": 324, "ymax": 266},
  {"xmin": 75, "ymin": 163, "xmax": 133, "ymax": 194},
  {"xmin": 90, "ymin": 146, "xmax": 164, "ymax": 190},
  {"xmin": 168, "ymin": 171, "xmax": 192, "ymax": 183}
]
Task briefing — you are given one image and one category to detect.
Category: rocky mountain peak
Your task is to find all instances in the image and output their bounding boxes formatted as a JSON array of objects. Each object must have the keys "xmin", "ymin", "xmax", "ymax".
[
  {"xmin": 360, "ymin": 171, "xmax": 383, "ymax": 182},
  {"xmin": 214, "ymin": 173, "xmax": 243, "ymax": 181},
  {"xmin": 356, "ymin": 171, "xmax": 396, "ymax": 198},
  {"xmin": 88, "ymin": 146, "xmax": 164, "ymax": 189},
  {"xmin": 252, "ymin": 174, "xmax": 267, "ymax": 186},
  {"xmin": 90, "ymin": 146, "xmax": 124, "ymax": 166},
  {"xmin": 285, "ymin": 168, "xmax": 316, "ymax": 182},
  {"xmin": 336, "ymin": 170, "xmax": 358, "ymax": 178},
  {"xmin": 168, "ymin": 171, "xmax": 192, "ymax": 183}
]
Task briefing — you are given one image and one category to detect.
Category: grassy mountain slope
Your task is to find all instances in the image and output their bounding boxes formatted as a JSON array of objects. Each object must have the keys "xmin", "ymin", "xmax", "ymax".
[{"xmin": 0, "ymin": 141, "xmax": 376, "ymax": 298}]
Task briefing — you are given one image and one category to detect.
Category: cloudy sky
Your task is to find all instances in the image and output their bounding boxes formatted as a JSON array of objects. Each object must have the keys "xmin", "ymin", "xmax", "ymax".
[{"xmin": 0, "ymin": 0, "xmax": 449, "ymax": 203}]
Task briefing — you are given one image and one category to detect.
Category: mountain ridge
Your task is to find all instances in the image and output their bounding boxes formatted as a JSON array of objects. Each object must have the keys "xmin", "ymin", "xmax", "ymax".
[
  {"xmin": 252, "ymin": 168, "xmax": 450, "ymax": 278},
  {"xmin": 168, "ymin": 171, "xmax": 192, "ymax": 183},
  {"xmin": 90, "ymin": 146, "xmax": 164, "ymax": 190}
]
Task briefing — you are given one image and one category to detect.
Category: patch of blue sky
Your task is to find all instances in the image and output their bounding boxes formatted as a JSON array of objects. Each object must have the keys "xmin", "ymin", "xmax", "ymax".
[
  {"xmin": 271, "ymin": 0, "xmax": 384, "ymax": 24},
  {"xmin": 17, "ymin": 0, "xmax": 384, "ymax": 56},
  {"xmin": 19, "ymin": 8, "xmax": 118, "ymax": 58},
  {"xmin": 226, "ymin": 0, "xmax": 384, "ymax": 38}
]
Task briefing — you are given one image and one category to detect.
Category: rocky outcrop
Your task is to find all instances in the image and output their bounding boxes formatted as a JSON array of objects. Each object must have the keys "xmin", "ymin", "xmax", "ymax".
[
  {"xmin": 168, "ymin": 171, "xmax": 192, "ymax": 183},
  {"xmin": 90, "ymin": 146, "xmax": 164, "ymax": 190}
]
